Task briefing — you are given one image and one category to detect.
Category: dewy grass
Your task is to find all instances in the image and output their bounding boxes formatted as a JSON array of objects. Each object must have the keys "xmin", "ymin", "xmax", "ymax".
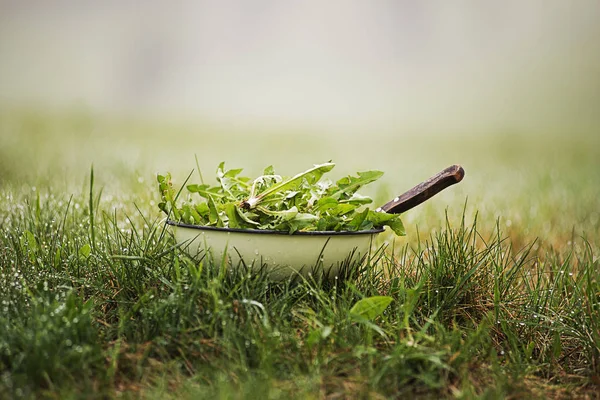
[
  {"xmin": 1, "ymin": 176, "xmax": 599, "ymax": 399},
  {"xmin": 0, "ymin": 109, "xmax": 598, "ymax": 398}
]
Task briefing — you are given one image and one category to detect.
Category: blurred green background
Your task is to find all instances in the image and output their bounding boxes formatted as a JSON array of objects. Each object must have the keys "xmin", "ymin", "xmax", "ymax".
[{"xmin": 1, "ymin": 1, "xmax": 599, "ymax": 248}]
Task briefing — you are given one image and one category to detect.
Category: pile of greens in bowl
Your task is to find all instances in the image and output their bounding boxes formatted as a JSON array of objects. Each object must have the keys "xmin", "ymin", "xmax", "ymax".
[{"xmin": 158, "ymin": 162, "xmax": 404, "ymax": 235}]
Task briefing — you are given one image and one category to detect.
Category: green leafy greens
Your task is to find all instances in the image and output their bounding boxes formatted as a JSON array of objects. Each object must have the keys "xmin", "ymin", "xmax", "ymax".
[{"xmin": 158, "ymin": 162, "xmax": 405, "ymax": 235}]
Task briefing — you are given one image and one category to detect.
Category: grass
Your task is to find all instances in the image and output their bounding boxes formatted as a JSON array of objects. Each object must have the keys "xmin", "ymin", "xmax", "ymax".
[{"xmin": 0, "ymin": 108, "xmax": 599, "ymax": 398}]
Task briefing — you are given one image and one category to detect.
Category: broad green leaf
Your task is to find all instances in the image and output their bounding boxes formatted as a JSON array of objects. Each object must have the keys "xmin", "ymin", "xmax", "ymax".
[
  {"xmin": 315, "ymin": 197, "xmax": 338, "ymax": 212},
  {"xmin": 366, "ymin": 210, "xmax": 399, "ymax": 224},
  {"xmin": 340, "ymin": 193, "xmax": 373, "ymax": 205},
  {"xmin": 349, "ymin": 296, "xmax": 393, "ymax": 320},
  {"xmin": 191, "ymin": 189, "xmax": 226, "ymax": 201},
  {"xmin": 224, "ymin": 203, "xmax": 241, "ymax": 228},
  {"xmin": 186, "ymin": 184, "xmax": 210, "ymax": 193},
  {"xmin": 366, "ymin": 210, "xmax": 405, "ymax": 235},
  {"xmin": 316, "ymin": 217, "xmax": 328, "ymax": 231},
  {"xmin": 224, "ymin": 168, "xmax": 244, "ymax": 178},
  {"xmin": 348, "ymin": 208, "xmax": 369, "ymax": 231},
  {"xmin": 327, "ymin": 203, "xmax": 357, "ymax": 217},
  {"xmin": 79, "ymin": 243, "xmax": 92, "ymax": 259},
  {"xmin": 195, "ymin": 202, "xmax": 210, "ymax": 219},
  {"xmin": 387, "ymin": 217, "xmax": 406, "ymax": 236},
  {"xmin": 216, "ymin": 161, "xmax": 226, "ymax": 177},
  {"xmin": 287, "ymin": 212, "xmax": 319, "ymax": 233},
  {"xmin": 216, "ymin": 163, "xmax": 248, "ymax": 197},
  {"xmin": 26, "ymin": 230, "xmax": 37, "ymax": 250},
  {"xmin": 182, "ymin": 204, "xmax": 202, "ymax": 224},
  {"xmin": 263, "ymin": 165, "xmax": 275, "ymax": 175},
  {"xmin": 316, "ymin": 215, "xmax": 342, "ymax": 231},
  {"xmin": 207, "ymin": 195, "xmax": 222, "ymax": 226},
  {"xmin": 330, "ymin": 170, "xmax": 384, "ymax": 200}
]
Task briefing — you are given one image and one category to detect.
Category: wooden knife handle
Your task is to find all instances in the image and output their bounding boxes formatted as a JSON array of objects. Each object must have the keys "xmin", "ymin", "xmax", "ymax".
[{"xmin": 380, "ymin": 165, "xmax": 465, "ymax": 214}]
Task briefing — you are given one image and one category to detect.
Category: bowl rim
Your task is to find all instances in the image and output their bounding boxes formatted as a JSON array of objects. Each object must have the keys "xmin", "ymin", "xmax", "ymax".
[{"xmin": 166, "ymin": 220, "xmax": 385, "ymax": 236}]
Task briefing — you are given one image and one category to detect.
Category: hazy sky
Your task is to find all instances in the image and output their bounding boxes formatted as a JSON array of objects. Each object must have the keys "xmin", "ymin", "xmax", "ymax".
[{"xmin": 1, "ymin": 1, "xmax": 599, "ymax": 134}]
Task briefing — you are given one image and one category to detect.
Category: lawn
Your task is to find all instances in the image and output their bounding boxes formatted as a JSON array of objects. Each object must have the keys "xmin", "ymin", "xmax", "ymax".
[{"xmin": 1, "ymin": 109, "xmax": 599, "ymax": 398}]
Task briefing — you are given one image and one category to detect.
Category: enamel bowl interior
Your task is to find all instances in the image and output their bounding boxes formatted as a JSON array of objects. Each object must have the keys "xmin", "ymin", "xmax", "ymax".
[{"xmin": 168, "ymin": 221, "xmax": 383, "ymax": 280}]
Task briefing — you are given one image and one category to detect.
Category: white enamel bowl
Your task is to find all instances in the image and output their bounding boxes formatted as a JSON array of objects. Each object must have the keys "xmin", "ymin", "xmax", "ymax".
[{"xmin": 168, "ymin": 221, "xmax": 383, "ymax": 280}]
